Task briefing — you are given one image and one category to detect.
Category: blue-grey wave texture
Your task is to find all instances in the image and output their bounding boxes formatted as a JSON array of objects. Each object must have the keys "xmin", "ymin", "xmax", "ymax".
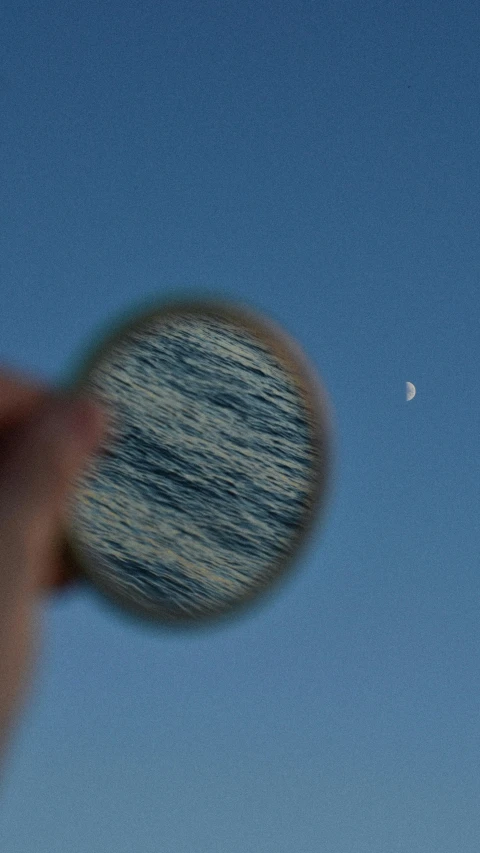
[{"xmin": 66, "ymin": 314, "xmax": 322, "ymax": 621}]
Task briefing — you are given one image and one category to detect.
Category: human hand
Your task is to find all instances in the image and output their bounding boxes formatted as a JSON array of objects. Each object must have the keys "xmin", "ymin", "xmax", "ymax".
[{"xmin": 0, "ymin": 367, "xmax": 108, "ymax": 763}]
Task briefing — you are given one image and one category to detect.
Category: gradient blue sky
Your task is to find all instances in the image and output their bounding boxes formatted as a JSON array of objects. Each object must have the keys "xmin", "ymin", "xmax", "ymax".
[{"xmin": 1, "ymin": 1, "xmax": 479, "ymax": 850}]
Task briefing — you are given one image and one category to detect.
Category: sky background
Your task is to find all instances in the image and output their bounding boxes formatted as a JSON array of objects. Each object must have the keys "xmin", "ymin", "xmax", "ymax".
[{"xmin": 0, "ymin": 0, "xmax": 479, "ymax": 850}]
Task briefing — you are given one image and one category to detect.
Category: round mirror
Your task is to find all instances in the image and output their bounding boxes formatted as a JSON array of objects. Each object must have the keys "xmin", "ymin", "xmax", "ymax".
[{"xmin": 62, "ymin": 295, "xmax": 332, "ymax": 626}]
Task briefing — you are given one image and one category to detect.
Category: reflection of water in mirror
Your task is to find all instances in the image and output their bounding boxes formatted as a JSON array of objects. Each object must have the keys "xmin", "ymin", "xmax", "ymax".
[{"xmin": 66, "ymin": 313, "xmax": 324, "ymax": 621}]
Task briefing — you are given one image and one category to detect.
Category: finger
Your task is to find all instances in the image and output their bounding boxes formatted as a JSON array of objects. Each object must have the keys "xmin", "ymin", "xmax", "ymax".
[
  {"xmin": 41, "ymin": 539, "xmax": 82, "ymax": 593},
  {"xmin": 0, "ymin": 393, "xmax": 108, "ymax": 599},
  {"xmin": 0, "ymin": 371, "xmax": 82, "ymax": 593},
  {"xmin": 0, "ymin": 366, "xmax": 51, "ymax": 428}
]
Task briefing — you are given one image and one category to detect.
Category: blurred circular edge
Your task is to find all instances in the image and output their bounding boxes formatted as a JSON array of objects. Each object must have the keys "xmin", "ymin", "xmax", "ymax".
[{"xmin": 58, "ymin": 289, "xmax": 336, "ymax": 630}]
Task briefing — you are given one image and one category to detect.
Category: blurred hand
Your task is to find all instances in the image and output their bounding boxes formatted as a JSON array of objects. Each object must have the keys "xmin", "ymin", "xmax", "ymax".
[{"xmin": 0, "ymin": 367, "xmax": 108, "ymax": 761}]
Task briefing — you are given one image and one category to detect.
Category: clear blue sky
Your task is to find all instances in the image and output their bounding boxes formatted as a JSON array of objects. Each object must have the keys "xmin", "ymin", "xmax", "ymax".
[{"xmin": 1, "ymin": 1, "xmax": 479, "ymax": 850}]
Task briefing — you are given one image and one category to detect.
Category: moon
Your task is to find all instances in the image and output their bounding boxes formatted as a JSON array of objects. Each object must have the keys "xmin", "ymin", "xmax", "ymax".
[{"xmin": 406, "ymin": 381, "xmax": 416, "ymax": 401}]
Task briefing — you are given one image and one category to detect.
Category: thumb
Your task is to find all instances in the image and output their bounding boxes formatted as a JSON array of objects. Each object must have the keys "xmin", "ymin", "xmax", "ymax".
[{"xmin": 0, "ymin": 393, "xmax": 108, "ymax": 593}]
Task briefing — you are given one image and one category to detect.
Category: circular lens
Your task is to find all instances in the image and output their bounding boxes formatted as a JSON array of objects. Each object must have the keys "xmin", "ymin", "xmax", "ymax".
[{"xmin": 63, "ymin": 296, "xmax": 332, "ymax": 626}]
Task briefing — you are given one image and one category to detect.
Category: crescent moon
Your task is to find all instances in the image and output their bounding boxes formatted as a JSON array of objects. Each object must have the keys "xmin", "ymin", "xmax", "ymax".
[{"xmin": 406, "ymin": 381, "xmax": 416, "ymax": 401}]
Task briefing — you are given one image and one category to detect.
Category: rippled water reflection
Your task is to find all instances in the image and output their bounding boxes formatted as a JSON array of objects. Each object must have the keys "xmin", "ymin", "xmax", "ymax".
[{"xmin": 66, "ymin": 311, "xmax": 325, "ymax": 622}]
